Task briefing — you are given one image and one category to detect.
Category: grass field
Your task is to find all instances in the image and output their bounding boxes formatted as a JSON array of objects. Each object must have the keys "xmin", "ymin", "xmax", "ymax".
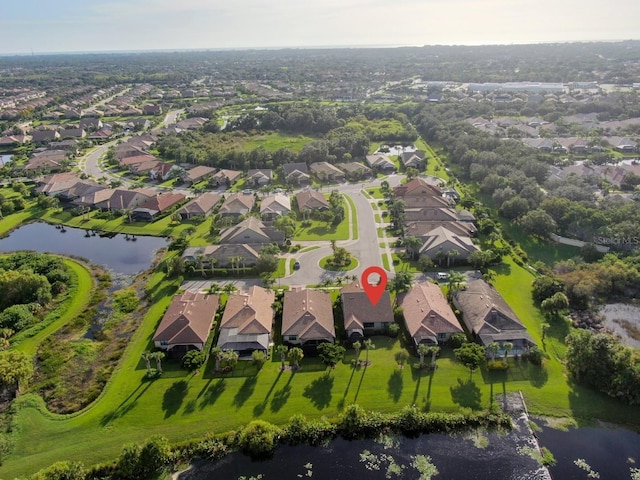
[
  {"xmin": 238, "ymin": 133, "xmax": 314, "ymax": 153},
  {"xmin": 293, "ymin": 197, "xmax": 352, "ymax": 241},
  {"xmin": 415, "ymin": 138, "xmax": 450, "ymax": 182}
]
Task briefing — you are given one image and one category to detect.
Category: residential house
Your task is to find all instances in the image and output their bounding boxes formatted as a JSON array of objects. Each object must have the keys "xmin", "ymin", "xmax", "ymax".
[
  {"xmin": 149, "ymin": 162, "xmax": 183, "ymax": 181},
  {"xmin": 260, "ymin": 193, "xmax": 291, "ymax": 221},
  {"xmin": 182, "ymin": 165, "xmax": 215, "ymax": 185},
  {"xmin": 182, "ymin": 244, "xmax": 260, "ymax": 269},
  {"xmin": 211, "ymin": 169, "xmax": 243, "ymax": 187},
  {"xmin": 218, "ymin": 193, "xmax": 255, "ymax": 218},
  {"xmin": 75, "ymin": 187, "xmax": 155, "ymax": 211},
  {"xmin": 177, "ymin": 192, "xmax": 222, "ymax": 220},
  {"xmin": 337, "ymin": 162, "xmax": 373, "ymax": 180},
  {"xmin": 393, "ymin": 178, "xmax": 442, "ymax": 201},
  {"xmin": 419, "ymin": 226, "xmax": 479, "ymax": 264},
  {"xmin": 246, "ymin": 169, "xmax": 274, "ymax": 187},
  {"xmin": 310, "ymin": 161, "xmax": 346, "ymax": 183},
  {"xmin": 399, "ymin": 282, "xmax": 463, "ymax": 348},
  {"xmin": 281, "ymin": 288, "xmax": 335, "ymax": 349},
  {"xmin": 400, "ymin": 150, "xmax": 426, "ymax": 170},
  {"xmin": 607, "ymin": 137, "xmax": 638, "ymax": 153},
  {"xmin": 79, "ymin": 117, "xmax": 103, "ymax": 131},
  {"xmin": 119, "ymin": 154, "xmax": 158, "ymax": 171},
  {"xmin": 406, "ymin": 220, "xmax": 476, "ymax": 239},
  {"xmin": 219, "ymin": 216, "xmax": 285, "ymax": 246},
  {"xmin": 142, "ymin": 103, "xmax": 163, "ymax": 115},
  {"xmin": 152, "ymin": 291, "xmax": 219, "ymax": 357},
  {"xmin": 25, "ymin": 150, "xmax": 67, "ymax": 173},
  {"xmin": 341, "ymin": 280, "xmax": 394, "ymax": 340},
  {"xmin": 131, "ymin": 192, "xmax": 186, "ymax": 221},
  {"xmin": 114, "ymin": 144, "xmax": 148, "ymax": 161},
  {"xmin": 365, "ymin": 154, "xmax": 396, "ymax": 173},
  {"xmin": 59, "ymin": 128, "xmax": 86, "ymax": 139},
  {"xmin": 36, "ymin": 173, "xmax": 103, "ymax": 203},
  {"xmin": 175, "ymin": 117, "xmax": 207, "ymax": 130},
  {"xmin": 0, "ymin": 134, "xmax": 30, "ymax": 146},
  {"xmin": 453, "ymin": 279, "xmax": 536, "ymax": 355},
  {"xmin": 282, "ymin": 162, "xmax": 311, "ymax": 186},
  {"xmin": 217, "ymin": 286, "xmax": 275, "ymax": 357},
  {"xmin": 31, "ymin": 129, "xmax": 61, "ymax": 144},
  {"xmin": 295, "ymin": 190, "xmax": 329, "ymax": 212}
]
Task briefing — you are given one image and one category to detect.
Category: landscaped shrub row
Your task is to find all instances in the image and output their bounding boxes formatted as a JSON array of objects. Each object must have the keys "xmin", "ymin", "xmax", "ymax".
[{"xmin": 69, "ymin": 405, "xmax": 511, "ymax": 480}]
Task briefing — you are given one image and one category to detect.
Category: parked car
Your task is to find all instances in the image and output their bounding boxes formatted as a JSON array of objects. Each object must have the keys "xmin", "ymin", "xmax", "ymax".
[
  {"xmin": 293, "ymin": 261, "xmax": 301, "ymax": 270},
  {"xmin": 436, "ymin": 272, "xmax": 448, "ymax": 280}
]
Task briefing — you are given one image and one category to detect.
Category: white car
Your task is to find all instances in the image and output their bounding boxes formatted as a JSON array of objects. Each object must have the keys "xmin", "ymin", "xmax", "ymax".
[{"xmin": 436, "ymin": 272, "xmax": 449, "ymax": 280}]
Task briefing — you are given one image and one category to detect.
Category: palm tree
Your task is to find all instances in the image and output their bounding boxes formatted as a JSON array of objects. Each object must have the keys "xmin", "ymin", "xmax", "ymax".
[
  {"xmin": 446, "ymin": 270, "xmax": 465, "ymax": 301},
  {"xmin": 435, "ymin": 250, "xmax": 446, "ymax": 267},
  {"xmin": 503, "ymin": 342, "xmax": 513, "ymax": 362},
  {"xmin": 222, "ymin": 283, "xmax": 237, "ymax": 295},
  {"xmin": 403, "ymin": 236, "xmax": 423, "ymax": 261},
  {"xmin": 352, "ymin": 340, "xmax": 362, "ymax": 364},
  {"xmin": 208, "ymin": 282, "xmax": 222, "ymax": 294},
  {"xmin": 363, "ymin": 338, "xmax": 375, "ymax": 364},
  {"xmin": 428, "ymin": 346, "xmax": 440, "ymax": 369},
  {"xmin": 211, "ymin": 347, "xmax": 223, "ymax": 372},
  {"xmin": 197, "ymin": 255, "xmax": 207, "ymax": 278},
  {"xmin": 152, "ymin": 351, "xmax": 165, "ymax": 374},
  {"xmin": 275, "ymin": 344, "xmax": 289, "ymax": 369},
  {"xmin": 488, "ymin": 342, "xmax": 500, "ymax": 361},
  {"xmin": 288, "ymin": 347, "xmax": 304, "ymax": 370},
  {"xmin": 209, "ymin": 257, "xmax": 217, "ymax": 277},
  {"xmin": 141, "ymin": 351, "xmax": 152, "ymax": 375},
  {"xmin": 446, "ymin": 249, "xmax": 460, "ymax": 268},
  {"xmin": 417, "ymin": 343, "xmax": 430, "ymax": 369}
]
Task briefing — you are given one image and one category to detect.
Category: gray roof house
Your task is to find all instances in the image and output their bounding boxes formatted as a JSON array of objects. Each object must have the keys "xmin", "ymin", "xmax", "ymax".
[
  {"xmin": 341, "ymin": 280, "xmax": 394, "ymax": 340},
  {"xmin": 282, "ymin": 288, "xmax": 335, "ymax": 348}
]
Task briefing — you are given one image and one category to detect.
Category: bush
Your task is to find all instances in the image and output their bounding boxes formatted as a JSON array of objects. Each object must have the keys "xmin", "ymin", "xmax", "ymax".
[
  {"xmin": 237, "ymin": 420, "xmax": 282, "ymax": 458},
  {"xmin": 448, "ymin": 333, "xmax": 468, "ymax": 348},
  {"xmin": 182, "ymin": 350, "xmax": 206, "ymax": 371},
  {"xmin": 487, "ymin": 359, "xmax": 509, "ymax": 370},
  {"xmin": 523, "ymin": 347, "xmax": 543, "ymax": 366},
  {"xmin": 251, "ymin": 350, "xmax": 267, "ymax": 369},
  {"xmin": 386, "ymin": 323, "xmax": 400, "ymax": 337},
  {"xmin": 30, "ymin": 461, "xmax": 86, "ymax": 480}
]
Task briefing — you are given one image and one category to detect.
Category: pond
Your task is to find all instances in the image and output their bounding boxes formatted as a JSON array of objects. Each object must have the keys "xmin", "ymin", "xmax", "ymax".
[
  {"xmin": 0, "ymin": 222, "xmax": 168, "ymax": 275},
  {"xmin": 600, "ymin": 303, "xmax": 640, "ymax": 349}
]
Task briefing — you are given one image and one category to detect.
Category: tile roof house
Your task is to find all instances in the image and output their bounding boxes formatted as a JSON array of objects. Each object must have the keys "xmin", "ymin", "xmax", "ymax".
[
  {"xmin": 211, "ymin": 169, "xmax": 242, "ymax": 187},
  {"xmin": 247, "ymin": 169, "xmax": 274, "ymax": 187},
  {"xmin": 309, "ymin": 161, "xmax": 346, "ymax": 183},
  {"xmin": 418, "ymin": 226, "xmax": 480, "ymax": 263},
  {"xmin": 406, "ymin": 220, "xmax": 476, "ymax": 239},
  {"xmin": 453, "ymin": 279, "xmax": 535, "ymax": 355},
  {"xmin": 341, "ymin": 280, "xmax": 394, "ymax": 340},
  {"xmin": 365, "ymin": 154, "xmax": 396, "ymax": 173},
  {"xmin": 219, "ymin": 216, "xmax": 285, "ymax": 245},
  {"xmin": 182, "ymin": 244, "xmax": 260, "ymax": 268},
  {"xmin": 25, "ymin": 150, "xmax": 67, "ymax": 172},
  {"xmin": 337, "ymin": 162, "xmax": 373, "ymax": 180},
  {"xmin": 398, "ymin": 282, "xmax": 463, "ymax": 347},
  {"xmin": 393, "ymin": 178, "xmax": 443, "ymax": 200},
  {"xmin": 260, "ymin": 193, "xmax": 291, "ymax": 220},
  {"xmin": 153, "ymin": 292, "xmax": 219, "ymax": 357},
  {"xmin": 31, "ymin": 129, "xmax": 61, "ymax": 144},
  {"xmin": 295, "ymin": 190, "xmax": 329, "ymax": 212},
  {"xmin": 177, "ymin": 192, "xmax": 222, "ymax": 220},
  {"xmin": 282, "ymin": 288, "xmax": 335, "ymax": 347},
  {"xmin": 182, "ymin": 165, "xmax": 215, "ymax": 185},
  {"xmin": 149, "ymin": 162, "xmax": 183, "ymax": 181},
  {"xmin": 282, "ymin": 162, "xmax": 310, "ymax": 186},
  {"xmin": 218, "ymin": 193, "xmax": 255, "ymax": 218},
  {"xmin": 78, "ymin": 188, "xmax": 156, "ymax": 211},
  {"xmin": 59, "ymin": 128, "xmax": 86, "ymax": 139},
  {"xmin": 131, "ymin": 192, "xmax": 186, "ymax": 221},
  {"xmin": 79, "ymin": 117, "xmax": 103, "ymax": 131},
  {"xmin": 217, "ymin": 286, "xmax": 275, "ymax": 357}
]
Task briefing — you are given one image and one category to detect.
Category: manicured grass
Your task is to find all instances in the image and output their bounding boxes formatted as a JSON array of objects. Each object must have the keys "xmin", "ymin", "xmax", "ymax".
[
  {"xmin": 391, "ymin": 254, "xmax": 421, "ymax": 273},
  {"xmin": 293, "ymin": 198, "xmax": 352, "ymax": 241},
  {"xmin": 319, "ymin": 255, "xmax": 358, "ymax": 271},
  {"xmin": 274, "ymin": 258, "xmax": 287, "ymax": 278},
  {"xmin": 382, "ymin": 253, "xmax": 391, "ymax": 271},
  {"xmin": 415, "ymin": 137, "xmax": 450, "ymax": 182},
  {"xmin": 240, "ymin": 133, "xmax": 314, "ymax": 153},
  {"xmin": 377, "ymin": 227, "xmax": 384, "ymax": 238},
  {"xmin": 298, "ymin": 245, "xmax": 320, "ymax": 253},
  {"xmin": 366, "ymin": 187, "xmax": 385, "ymax": 199},
  {"xmin": 344, "ymin": 194, "xmax": 358, "ymax": 240}
]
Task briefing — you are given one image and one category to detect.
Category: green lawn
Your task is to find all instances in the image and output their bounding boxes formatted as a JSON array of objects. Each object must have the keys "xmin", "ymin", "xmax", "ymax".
[
  {"xmin": 365, "ymin": 187, "xmax": 385, "ymax": 200},
  {"xmin": 319, "ymin": 255, "xmax": 359, "ymax": 271},
  {"xmin": 293, "ymin": 197, "xmax": 352, "ymax": 241},
  {"xmin": 415, "ymin": 138, "xmax": 450, "ymax": 182},
  {"xmin": 274, "ymin": 258, "xmax": 287, "ymax": 278},
  {"xmin": 344, "ymin": 194, "xmax": 358, "ymax": 240},
  {"xmin": 240, "ymin": 133, "xmax": 314, "ymax": 153}
]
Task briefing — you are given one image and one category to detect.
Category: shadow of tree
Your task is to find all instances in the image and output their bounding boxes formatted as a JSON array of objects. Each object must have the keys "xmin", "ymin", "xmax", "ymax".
[
  {"xmin": 100, "ymin": 378, "xmax": 152, "ymax": 426},
  {"xmin": 450, "ymin": 377, "xmax": 482, "ymax": 410},
  {"xmin": 387, "ymin": 370, "xmax": 403, "ymax": 402},
  {"xmin": 528, "ymin": 363, "xmax": 549, "ymax": 388},
  {"xmin": 182, "ymin": 399, "xmax": 196, "ymax": 415},
  {"xmin": 163, "ymin": 380, "xmax": 189, "ymax": 418},
  {"xmin": 270, "ymin": 384, "xmax": 292, "ymax": 412},
  {"xmin": 199, "ymin": 378, "xmax": 225, "ymax": 409},
  {"xmin": 233, "ymin": 375, "xmax": 257, "ymax": 408},
  {"xmin": 302, "ymin": 373, "xmax": 334, "ymax": 410}
]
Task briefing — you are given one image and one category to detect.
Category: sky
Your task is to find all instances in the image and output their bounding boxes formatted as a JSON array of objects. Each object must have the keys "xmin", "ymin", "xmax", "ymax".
[{"xmin": 1, "ymin": 0, "xmax": 639, "ymax": 55}]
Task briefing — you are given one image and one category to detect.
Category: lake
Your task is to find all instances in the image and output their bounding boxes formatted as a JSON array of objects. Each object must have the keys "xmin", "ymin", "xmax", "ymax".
[{"xmin": 0, "ymin": 222, "xmax": 168, "ymax": 274}]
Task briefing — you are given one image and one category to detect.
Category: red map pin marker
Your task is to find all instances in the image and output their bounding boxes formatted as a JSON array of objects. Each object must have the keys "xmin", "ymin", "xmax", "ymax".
[{"xmin": 361, "ymin": 266, "xmax": 388, "ymax": 306}]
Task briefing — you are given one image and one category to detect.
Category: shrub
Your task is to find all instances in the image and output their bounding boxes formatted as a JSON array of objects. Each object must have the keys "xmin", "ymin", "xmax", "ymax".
[
  {"xmin": 523, "ymin": 347, "xmax": 543, "ymax": 366},
  {"xmin": 30, "ymin": 461, "xmax": 86, "ymax": 480},
  {"xmin": 182, "ymin": 350, "xmax": 206, "ymax": 371},
  {"xmin": 487, "ymin": 359, "xmax": 509, "ymax": 370},
  {"xmin": 251, "ymin": 350, "xmax": 267, "ymax": 369},
  {"xmin": 448, "ymin": 333, "xmax": 468, "ymax": 348},
  {"xmin": 237, "ymin": 420, "xmax": 282, "ymax": 458},
  {"xmin": 386, "ymin": 323, "xmax": 400, "ymax": 337}
]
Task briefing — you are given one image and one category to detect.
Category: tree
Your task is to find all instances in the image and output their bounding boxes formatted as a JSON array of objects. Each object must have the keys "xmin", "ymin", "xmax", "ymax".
[
  {"xmin": 485, "ymin": 341, "xmax": 500, "ymax": 362},
  {"xmin": 540, "ymin": 291, "xmax": 570, "ymax": 318},
  {"xmin": 211, "ymin": 347, "xmax": 223, "ymax": 372},
  {"xmin": 275, "ymin": 344, "xmax": 288, "ymax": 369},
  {"xmin": 182, "ymin": 350, "xmax": 206, "ymax": 372},
  {"xmin": 395, "ymin": 350, "xmax": 410, "ymax": 367},
  {"xmin": 502, "ymin": 342, "xmax": 513, "ymax": 361},
  {"xmin": 388, "ymin": 271, "xmax": 413, "ymax": 297},
  {"xmin": 256, "ymin": 252, "xmax": 279, "ymax": 274},
  {"xmin": 220, "ymin": 350, "xmax": 239, "ymax": 372},
  {"xmin": 446, "ymin": 270, "xmax": 465, "ymax": 301},
  {"xmin": 141, "ymin": 351, "xmax": 153, "ymax": 375},
  {"xmin": 352, "ymin": 340, "xmax": 362, "ymax": 363},
  {"xmin": 389, "ymin": 200, "xmax": 406, "ymax": 232},
  {"xmin": 152, "ymin": 351, "xmax": 165, "ymax": 374},
  {"xmin": 288, "ymin": 347, "xmax": 304, "ymax": 369},
  {"xmin": 0, "ymin": 350, "xmax": 33, "ymax": 393},
  {"xmin": 445, "ymin": 249, "xmax": 459, "ymax": 268},
  {"xmin": 520, "ymin": 209, "xmax": 557, "ymax": 238},
  {"xmin": 363, "ymin": 338, "xmax": 375, "ymax": 364},
  {"xmin": 252, "ymin": 350, "xmax": 267, "ymax": 369},
  {"xmin": 417, "ymin": 343, "xmax": 430, "ymax": 369},
  {"xmin": 428, "ymin": 346, "xmax": 440, "ymax": 369},
  {"xmin": 454, "ymin": 343, "xmax": 485, "ymax": 376},
  {"xmin": 317, "ymin": 343, "xmax": 346, "ymax": 368},
  {"xmin": 30, "ymin": 460, "xmax": 86, "ymax": 480},
  {"xmin": 403, "ymin": 236, "xmax": 423, "ymax": 261}
]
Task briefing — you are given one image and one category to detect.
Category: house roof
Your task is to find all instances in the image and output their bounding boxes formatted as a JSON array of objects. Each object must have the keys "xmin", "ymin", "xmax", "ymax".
[
  {"xmin": 453, "ymin": 280, "xmax": 528, "ymax": 337},
  {"xmin": 365, "ymin": 154, "xmax": 395, "ymax": 170},
  {"xmin": 120, "ymin": 154, "xmax": 157, "ymax": 167},
  {"xmin": 153, "ymin": 292, "xmax": 219, "ymax": 345},
  {"xmin": 247, "ymin": 169, "xmax": 273, "ymax": 181},
  {"xmin": 282, "ymin": 162, "xmax": 309, "ymax": 176},
  {"xmin": 309, "ymin": 161, "xmax": 345, "ymax": 177},
  {"xmin": 393, "ymin": 178, "xmax": 442, "ymax": 198},
  {"xmin": 406, "ymin": 221, "xmax": 476, "ymax": 238},
  {"xmin": 337, "ymin": 162, "xmax": 372, "ymax": 175},
  {"xmin": 184, "ymin": 165, "xmax": 215, "ymax": 182},
  {"xmin": 220, "ymin": 286, "xmax": 274, "ymax": 334},
  {"xmin": 213, "ymin": 169, "xmax": 243, "ymax": 182},
  {"xmin": 341, "ymin": 280, "xmax": 394, "ymax": 331},
  {"xmin": 419, "ymin": 226, "xmax": 479, "ymax": 256},
  {"xmin": 282, "ymin": 288, "xmax": 335, "ymax": 341},
  {"xmin": 219, "ymin": 216, "xmax": 284, "ymax": 244},
  {"xmin": 260, "ymin": 193, "xmax": 291, "ymax": 214},
  {"xmin": 296, "ymin": 190, "xmax": 329, "ymax": 210},
  {"xmin": 135, "ymin": 192, "xmax": 185, "ymax": 213},
  {"xmin": 219, "ymin": 193, "xmax": 255, "ymax": 215},
  {"xmin": 399, "ymin": 282, "xmax": 462, "ymax": 342},
  {"xmin": 177, "ymin": 192, "xmax": 222, "ymax": 216}
]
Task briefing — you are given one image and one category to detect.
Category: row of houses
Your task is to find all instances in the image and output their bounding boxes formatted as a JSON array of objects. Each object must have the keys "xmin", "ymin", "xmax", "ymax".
[{"xmin": 152, "ymin": 279, "xmax": 536, "ymax": 360}]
